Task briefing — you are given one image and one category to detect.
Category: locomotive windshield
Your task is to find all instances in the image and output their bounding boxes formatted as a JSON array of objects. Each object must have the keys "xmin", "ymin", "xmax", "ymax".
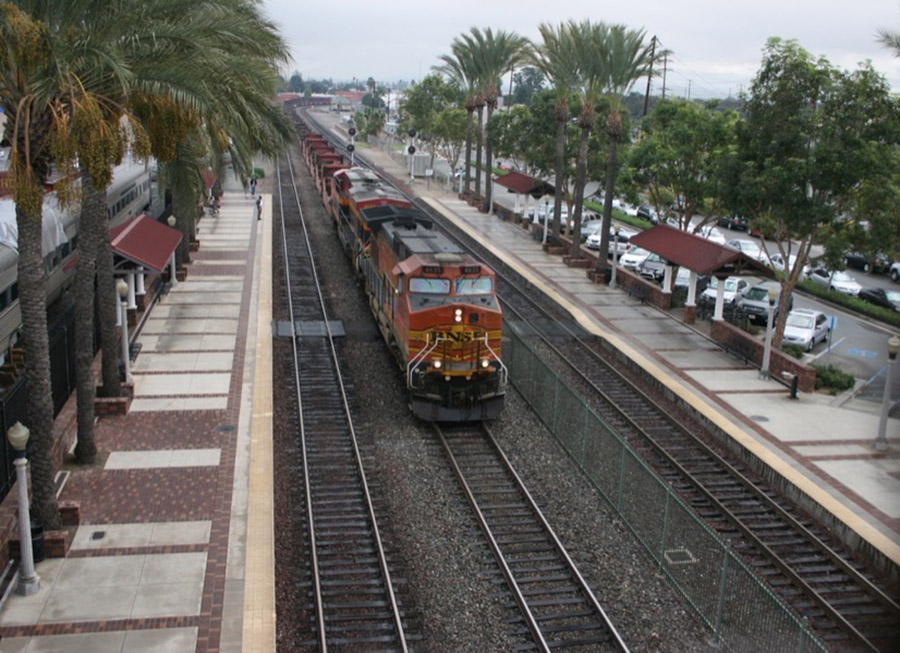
[
  {"xmin": 455, "ymin": 277, "xmax": 493, "ymax": 295},
  {"xmin": 409, "ymin": 277, "xmax": 450, "ymax": 294}
]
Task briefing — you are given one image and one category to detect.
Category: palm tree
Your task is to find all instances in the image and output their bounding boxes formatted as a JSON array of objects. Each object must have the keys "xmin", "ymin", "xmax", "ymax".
[
  {"xmin": 594, "ymin": 24, "xmax": 654, "ymax": 272},
  {"xmin": 530, "ymin": 22, "xmax": 578, "ymax": 239},
  {"xmin": 437, "ymin": 41, "xmax": 478, "ymax": 197},
  {"xmin": 877, "ymin": 24, "xmax": 900, "ymax": 56},
  {"xmin": 0, "ymin": 0, "xmax": 106, "ymax": 527},
  {"xmin": 465, "ymin": 28, "xmax": 529, "ymax": 212},
  {"xmin": 76, "ymin": 0, "xmax": 293, "ymax": 459}
]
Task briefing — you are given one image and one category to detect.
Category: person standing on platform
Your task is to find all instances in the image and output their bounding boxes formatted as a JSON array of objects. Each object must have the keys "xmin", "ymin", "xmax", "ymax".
[
  {"xmin": 250, "ymin": 177, "xmax": 257, "ymax": 197},
  {"xmin": 256, "ymin": 195, "xmax": 263, "ymax": 221}
]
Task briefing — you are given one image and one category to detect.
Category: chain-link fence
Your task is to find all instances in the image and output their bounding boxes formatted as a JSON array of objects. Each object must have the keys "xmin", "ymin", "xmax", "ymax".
[{"xmin": 505, "ymin": 325, "xmax": 825, "ymax": 652}]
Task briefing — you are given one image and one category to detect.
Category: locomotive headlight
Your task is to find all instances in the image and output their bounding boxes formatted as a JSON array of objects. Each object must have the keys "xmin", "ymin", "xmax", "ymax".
[
  {"xmin": 481, "ymin": 358, "xmax": 490, "ymax": 369},
  {"xmin": 454, "ymin": 308, "xmax": 463, "ymax": 323},
  {"xmin": 432, "ymin": 359, "xmax": 442, "ymax": 369}
]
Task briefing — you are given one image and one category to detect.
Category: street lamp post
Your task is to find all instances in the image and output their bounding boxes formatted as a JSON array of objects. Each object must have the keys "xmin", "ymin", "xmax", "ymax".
[
  {"xmin": 7, "ymin": 422, "xmax": 40, "ymax": 596},
  {"xmin": 117, "ymin": 279, "xmax": 133, "ymax": 384},
  {"xmin": 407, "ymin": 129, "xmax": 416, "ymax": 184},
  {"xmin": 610, "ymin": 225, "xmax": 621, "ymax": 289},
  {"xmin": 760, "ymin": 286, "xmax": 778, "ymax": 378},
  {"xmin": 541, "ymin": 197, "xmax": 550, "ymax": 246},
  {"xmin": 874, "ymin": 335, "xmax": 900, "ymax": 452},
  {"xmin": 167, "ymin": 215, "xmax": 178, "ymax": 288}
]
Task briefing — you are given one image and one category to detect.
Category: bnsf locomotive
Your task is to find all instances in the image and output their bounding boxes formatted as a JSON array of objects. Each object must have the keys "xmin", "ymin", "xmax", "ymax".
[{"xmin": 300, "ymin": 126, "xmax": 506, "ymax": 420}]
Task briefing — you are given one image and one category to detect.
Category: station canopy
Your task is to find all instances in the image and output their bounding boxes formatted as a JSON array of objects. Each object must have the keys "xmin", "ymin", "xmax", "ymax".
[
  {"xmin": 493, "ymin": 171, "xmax": 555, "ymax": 199},
  {"xmin": 110, "ymin": 214, "xmax": 183, "ymax": 273},
  {"xmin": 628, "ymin": 225, "xmax": 774, "ymax": 278}
]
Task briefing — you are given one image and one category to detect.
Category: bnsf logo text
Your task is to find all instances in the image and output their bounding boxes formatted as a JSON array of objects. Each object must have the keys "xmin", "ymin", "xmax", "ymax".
[{"xmin": 428, "ymin": 330, "xmax": 481, "ymax": 343}]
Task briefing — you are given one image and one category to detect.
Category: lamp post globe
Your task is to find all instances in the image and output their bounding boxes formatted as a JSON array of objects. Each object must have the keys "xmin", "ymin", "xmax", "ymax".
[{"xmin": 167, "ymin": 215, "xmax": 176, "ymax": 228}]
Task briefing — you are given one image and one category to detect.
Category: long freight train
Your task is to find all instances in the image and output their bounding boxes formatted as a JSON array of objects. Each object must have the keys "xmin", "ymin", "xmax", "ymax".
[{"xmin": 299, "ymin": 121, "xmax": 506, "ymax": 421}]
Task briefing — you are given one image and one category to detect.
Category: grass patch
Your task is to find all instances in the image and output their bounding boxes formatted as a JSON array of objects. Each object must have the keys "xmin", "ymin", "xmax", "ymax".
[{"xmin": 812, "ymin": 363, "xmax": 856, "ymax": 394}]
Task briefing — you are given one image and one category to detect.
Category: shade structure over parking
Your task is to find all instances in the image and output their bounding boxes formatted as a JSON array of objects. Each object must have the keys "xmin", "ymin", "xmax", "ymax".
[{"xmin": 628, "ymin": 225, "xmax": 773, "ymax": 278}]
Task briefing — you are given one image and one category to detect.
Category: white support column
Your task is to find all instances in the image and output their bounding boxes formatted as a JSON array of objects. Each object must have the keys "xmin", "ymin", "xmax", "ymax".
[
  {"xmin": 686, "ymin": 271, "xmax": 697, "ymax": 306},
  {"xmin": 662, "ymin": 265, "xmax": 673, "ymax": 294},
  {"xmin": 135, "ymin": 269, "xmax": 146, "ymax": 296},
  {"xmin": 115, "ymin": 293, "xmax": 122, "ymax": 326},
  {"xmin": 126, "ymin": 272, "xmax": 137, "ymax": 310},
  {"xmin": 714, "ymin": 278, "xmax": 726, "ymax": 321},
  {"xmin": 170, "ymin": 252, "xmax": 178, "ymax": 288}
]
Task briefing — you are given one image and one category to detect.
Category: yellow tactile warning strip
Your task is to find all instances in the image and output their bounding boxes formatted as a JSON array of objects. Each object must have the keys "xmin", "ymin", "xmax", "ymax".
[
  {"xmin": 243, "ymin": 194, "xmax": 276, "ymax": 651},
  {"xmin": 422, "ymin": 196, "xmax": 900, "ymax": 568}
]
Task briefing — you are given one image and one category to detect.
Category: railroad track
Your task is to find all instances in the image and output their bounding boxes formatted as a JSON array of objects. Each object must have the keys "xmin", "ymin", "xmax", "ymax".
[
  {"xmin": 275, "ymin": 152, "xmax": 409, "ymax": 651},
  {"xmin": 434, "ymin": 422, "xmax": 628, "ymax": 652},
  {"xmin": 442, "ymin": 228, "xmax": 900, "ymax": 650},
  {"xmin": 298, "ymin": 111, "xmax": 900, "ymax": 650}
]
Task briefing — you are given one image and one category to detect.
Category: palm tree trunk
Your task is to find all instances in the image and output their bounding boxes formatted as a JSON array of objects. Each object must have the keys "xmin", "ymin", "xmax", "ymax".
[
  {"xmin": 474, "ymin": 104, "xmax": 484, "ymax": 200},
  {"xmin": 15, "ymin": 204, "xmax": 61, "ymax": 529},
  {"xmin": 596, "ymin": 132, "xmax": 619, "ymax": 274},
  {"xmin": 464, "ymin": 103, "xmax": 475, "ymax": 196},
  {"xmin": 570, "ymin": 126, "xmax": 591, "ymax": 257},
  {"xmin": 484, "ymin": 101, "xmax": 495, "ymax": 211},
  {"xmin": 73, "ymin": 174, "xmax": 101, "ymax": 463},
  {"xmin": 551, "ymin": 115, "xmax": 567, "ymax": 238},
  {"xmin": 97, "ymin": 222, "xmax": 121, "ymax": 397}
]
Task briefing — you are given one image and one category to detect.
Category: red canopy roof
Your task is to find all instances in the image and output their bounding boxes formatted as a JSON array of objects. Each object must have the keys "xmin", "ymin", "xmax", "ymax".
[
  {"xmin": 494, "ymin": 171, "xmax": 555, "ymax": 198},
  {"xmin": 628, "ymin": 225, "xmax": 773, "ymax": 277},
  {"xmin": 110, "ymin": 215, "xmax": 183, "ymax": 273}
]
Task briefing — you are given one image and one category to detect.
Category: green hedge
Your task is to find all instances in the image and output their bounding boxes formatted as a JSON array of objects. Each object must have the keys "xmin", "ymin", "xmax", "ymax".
[
  {"xmin": 796, "ymin": 280, "xmax": 900, "ymax": 328},
  {"xmin": 812, "ymin": 364, "xmax": 856, "ymax": 394}
]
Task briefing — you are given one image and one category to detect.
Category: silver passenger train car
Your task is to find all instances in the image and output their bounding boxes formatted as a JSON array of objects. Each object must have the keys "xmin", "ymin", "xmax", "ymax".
[{"xmin": 0, "ymin": 160, "xmax": 152, "ymax": 362}]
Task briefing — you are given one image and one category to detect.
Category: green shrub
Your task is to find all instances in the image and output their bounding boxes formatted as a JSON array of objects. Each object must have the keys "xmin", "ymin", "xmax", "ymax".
[
  {"xmin": 812, "ymin": 363, "xmax": 855, "ymax": 394},
  {"xmin": 781, "ymin": 343, "xmax": 806, "ymax": 359},
  {"xmin": 797, "ymin": 280, "xmax": 900, "ymax": 328},
  {"xmin": 252, "ymin": 166, "xmax": 265, "ymax": 179}
]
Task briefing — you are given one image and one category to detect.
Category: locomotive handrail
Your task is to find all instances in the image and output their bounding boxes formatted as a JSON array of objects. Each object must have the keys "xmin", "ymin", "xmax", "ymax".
[
  {"xmin": 478, "ymin": 334, "xmax": 508, "ymax": 385},
  {"xmin": 407, "ymin": 336, "xmax": 442, "ymax": 388}
]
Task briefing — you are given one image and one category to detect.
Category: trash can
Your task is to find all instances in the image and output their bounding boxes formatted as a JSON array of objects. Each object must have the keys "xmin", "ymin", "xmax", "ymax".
[{"xmin": 30, "ymin": 520, "xmax": 45, "ymax": 563}]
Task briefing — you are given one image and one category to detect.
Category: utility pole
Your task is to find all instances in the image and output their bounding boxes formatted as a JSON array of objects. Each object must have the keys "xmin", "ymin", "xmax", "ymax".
[
  {"xmin": 643, "ymin": 36, "xmax": 656, "ymax": 116},
  {"xmin": 687, "ymin": 79, "xmax": 692, "ymax": 101},
  {"xmin": 661, "ymin": 51, "xmax": 668, "ymax": 99}
]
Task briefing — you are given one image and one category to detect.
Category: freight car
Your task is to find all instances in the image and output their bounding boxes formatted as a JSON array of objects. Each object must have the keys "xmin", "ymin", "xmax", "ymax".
[{"xmin": 300, "ymin": 127, "xmax": 506, "ymax": 421}]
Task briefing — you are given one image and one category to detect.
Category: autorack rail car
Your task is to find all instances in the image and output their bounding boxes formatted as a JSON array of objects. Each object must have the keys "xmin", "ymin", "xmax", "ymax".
[{"xmin": 299, "ymin": 122, "xmax": 506, "ymax": 421}]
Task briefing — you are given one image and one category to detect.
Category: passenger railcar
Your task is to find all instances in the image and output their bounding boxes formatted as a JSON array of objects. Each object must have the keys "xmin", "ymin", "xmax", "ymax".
[
  {"xmin": 0, "ymin": 161, "xmax": 151, "ymax": 361},
  {"xmin": 299, "ymin": 123, "xmax": 506, "ymax": 421}
]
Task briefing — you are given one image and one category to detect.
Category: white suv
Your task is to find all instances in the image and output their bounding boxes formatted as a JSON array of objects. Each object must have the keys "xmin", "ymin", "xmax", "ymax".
[{"xmin": 891, "ymin": 261, "xmax": 900, "ymax": 283}]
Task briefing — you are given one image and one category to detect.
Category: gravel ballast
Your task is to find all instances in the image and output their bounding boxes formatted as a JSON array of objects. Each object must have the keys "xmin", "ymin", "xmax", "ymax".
[{"xmin": 270, "ymin": 143, "xmax": 715, "ymax": 651}]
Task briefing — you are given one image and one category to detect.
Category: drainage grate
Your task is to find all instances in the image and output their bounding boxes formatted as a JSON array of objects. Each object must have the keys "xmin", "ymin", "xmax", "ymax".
[
  {"xmin": 90, "ymin": 531, "xmax": 106, "ymax": 541},
  {"xmin": 216, "ymin": 425, "xmax": 236, "ymax": 434}
]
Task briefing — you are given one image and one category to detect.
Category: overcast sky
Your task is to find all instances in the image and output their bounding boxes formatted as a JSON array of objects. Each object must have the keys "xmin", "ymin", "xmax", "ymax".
[{"xmin": 263, "ymin": 0, "xmax": 899, "ymax": 99}]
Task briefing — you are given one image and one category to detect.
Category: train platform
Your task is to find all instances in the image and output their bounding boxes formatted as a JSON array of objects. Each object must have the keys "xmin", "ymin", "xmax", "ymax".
[
  {"xmin": 0, "ymin": 175, "xmax": 274, "ymax": 652},
  {"xmin": 311, "ymin": 117, "xmax": 900, "ymax": 576},
  {"xmin": 387, "ymin": 166, "xmax": 900, "ymax": 574}
]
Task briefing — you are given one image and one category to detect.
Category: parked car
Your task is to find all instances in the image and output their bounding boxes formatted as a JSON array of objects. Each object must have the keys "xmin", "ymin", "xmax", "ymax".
[
  {"xmin": 726, "ymin": 238, "xmax": 766, "ymax": 262},
  {"xmin": 637, "ymin": 205, "xmax": 659, "ymax": 224},
  {"xmin": 858, "ymin": 287, "xmax": 900, "ymax": 312},
  {"xmin": 639, "ymin": 253, "xmax": 667, "ymax": 280},
  {"xmin": 612, "ymin": 198, "xmax": 639, "ymax": 217},
  {"xmin": 782, "ymin": 309, "xmax": 829, "ymax": 352},
  {"xmin": 892, "ymin": 262, "xmax": 900, "ymax": 283},
  {"xmin": 580, "ymin": 219, "xmax": 605, "ymax": 243},
  {"xmin": 619, "ymin": 245, "xmax": 651, "ymax": 272},
  {"xmin": 807, "ymin": 268, "xmax": 862, "ymax": 296},
  {"xmin": 587, "ymin": 227, "xmax": 635, "ymax": 255},
  {"xmin": 844, "ymin": 251, "xmax": 891, "ymax": 274},
  {"xmin": 769, "ymin": 253, "xmax": 810, "ymax": 280},
  {"xmin": 693, "ymin": 223, "xmax": 726, "ymax": 245},
  {"xmin": 673, "ymin": 267, "xmax": 710, "ymax": 294},
  {"xmin": 716, "ymin": 215, "xmax": 749, "ymax": 231},
  {"xmin": 739, "ymin": 281, "xmax": 793, "ymax": 324},
  {"xmin": 700, "ymin": 276, "xmax": 751, "ymax": 305}
]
